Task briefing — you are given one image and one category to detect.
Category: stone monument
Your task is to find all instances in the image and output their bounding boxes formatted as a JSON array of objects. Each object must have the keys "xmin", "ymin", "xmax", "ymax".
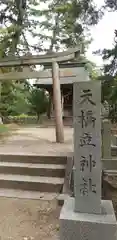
[{"xmin": 60, "ymin": 81, "xmax": 117, "ymax": 240}]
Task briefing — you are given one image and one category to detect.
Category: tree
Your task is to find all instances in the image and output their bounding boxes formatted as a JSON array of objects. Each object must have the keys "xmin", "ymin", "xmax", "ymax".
[
  {"xmin": 0, "ymin": 1, "xmax": 41, "ymax": 118},
  {"xmin": 0, "ymin": 80, "xmax": 15, "ymax": 117},
  {"xmin": 0, "ymin": 0, "xmax": 101, "ymax": 125},
  {"xmin": 83, "ymin": 59, "xmax": 101, "ymax": 80},
  {"xmin": 94, "ymin": 0, "xmax": 117, "ymax": 121},
  {"xmin": 104, "ymin": 0, "xmax": 117, "ymax": 11},
  {"xmin": 97, "ymin": 44, "xmax": 117, "ymax": 103},
  {"xmin": 0, "ymin": 0, "xmax": 44, "ymax": 56},
  {"xmin": 29, "ymin": 88, "xmax": 49, "ymax": 121},
  {"xmin": 0, "ymin": 0, "xmax": 102, "ymax": 56},
  {"xmin": 0, "ymin": 79, "xmax": 31, "ymax": 117},
  {"xmin": 38, "ymin": 0, "xmax": 101, "ymax": 52},
  {"xmin": 10, "ymin": 81, "xmax": 31, "ymax": 115},
  {"xmin": 92, "ymin": 1, "xmax": 117, "ymax": 102}
]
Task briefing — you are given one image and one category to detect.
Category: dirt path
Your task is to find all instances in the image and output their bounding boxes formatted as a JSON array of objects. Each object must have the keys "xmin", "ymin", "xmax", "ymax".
[
  {"xmin": 0, "ymin": 127, "xmax": 73, "ymax": 155},
  {"xmin": 0, "ymin": 197, "xmax": 60, "ymax": 240}
]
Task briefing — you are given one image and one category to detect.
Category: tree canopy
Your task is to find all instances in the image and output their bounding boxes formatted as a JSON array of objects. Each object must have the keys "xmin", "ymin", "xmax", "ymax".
[
  {"xmin": 29, "ymin": 88, "xmax": 49, "ymax": 120},
  {"xmin": 37, "ymin": 0, "xmax": 101, "ymax": 52},
  {"xmin": 0, "ymin": 0, "xmax": 101, "ymax": 55},
  {"xmin": 0, "ymin": 0, "xmax": 102, "ymax": 120},
  {"xmin": 0, "ymin": 0, "xmax": 43, "ymax": 55},
  {"xmin": 97, "ymin": 1, "xmax": 117, "ymax": 105}
]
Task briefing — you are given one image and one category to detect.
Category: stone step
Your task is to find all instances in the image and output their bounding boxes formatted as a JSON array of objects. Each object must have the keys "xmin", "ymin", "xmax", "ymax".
[
  {"xmin": 0, "ymin": 174, "xmax": 64, "ymax": 192},
  {"xmin": 111, "ymin": 145, "xmax": 117, "ymax": 156},
  {"xmin": 0, "ymin": 162, "xmax": 65, "ymax": 177},
  {"xmin": 102, "ymin": 159, "xmax": 117, "ymax": 170},
  {"xmin": 0, "ymin": 188, "xmax": 58, "ymax": 200},
  {"xmin": 0, "ymin": 153, "xmax": 67, "ymax": 165},
  {"xmin": 104, "ymin": 170, "xmax": 117, "ymax": 176}
]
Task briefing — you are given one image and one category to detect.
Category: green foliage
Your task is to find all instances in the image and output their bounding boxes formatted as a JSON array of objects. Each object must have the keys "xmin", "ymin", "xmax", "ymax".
[
  {"xmin": 0, "ymin": 0, "xmax": 101, "ymax": 122},
  {"xmin": 100, "ymin": 34, "xmax": 117, "ymax": 106},
  {"xmin": 101, "ymin": 31, "xmax": 117, "ymax": 78},
  {"xmin": 0, "ymin": 80, "xmax": 31, "ymax": 117},
  {"xmin": 0, "ymin": 80, "xmax": 15, "ymax": 116},
  {"xmin": 38, "ymin": 0, "xmax": 101, "ymax": 52},
  {"xmin": 29, "ymin": 88, "xmax": 49, "ymax": 120},
  {"xmin": 0, "ymin": 0, "xmax": 43, "ymax": 55},
  {"xmin": 97, "ymin": 1, "xmax": 117, "ymax": 108},
  {"xmin": 85, "ymin": 60, "xmax": 100, "ymax": 80},
  {"xmin": 0, "ymin": 0, "xmax": 101, "ymax": 56},
  {"xmin": 11, "ymin": 81, "xmax": 31, "ymax": 115},
  {"xmin": 0, "ymin": 0, "xmax": 102, "ymax": 56}
]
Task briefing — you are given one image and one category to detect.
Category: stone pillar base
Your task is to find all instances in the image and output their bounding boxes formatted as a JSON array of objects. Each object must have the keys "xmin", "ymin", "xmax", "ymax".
[{"xmin": 60, "ymin": 197, "xmax": 117, "ymax": 240}]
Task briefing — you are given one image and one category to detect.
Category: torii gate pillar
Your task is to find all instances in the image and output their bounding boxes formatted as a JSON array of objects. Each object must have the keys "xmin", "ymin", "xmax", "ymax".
[{"xmin": 52, "ymin": 62, "xmax": 64, "ymax": 143}]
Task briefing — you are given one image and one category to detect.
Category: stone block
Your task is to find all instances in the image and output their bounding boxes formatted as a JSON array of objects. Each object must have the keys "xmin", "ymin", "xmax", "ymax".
[
  {"xmin": 60, "ymin": 197, "xmax": 117, "ymax": 240},
  {"xmin": 63, "ymin": 156, "xmax": 74, "ymax": 194},
  {"xmin": 73, "ymin": 81, "xmax": 101, "ymax": 214},
  {"xmin": 111, "ymin": 135, "xmax": 117, "ymax": 146},
  {"xmin": 57, "ymin": 194, "xmax": 69, "ymax": 206},
  {"xmin": 102, "ymin": 119, "xmax": 111, "ymax": 159}
]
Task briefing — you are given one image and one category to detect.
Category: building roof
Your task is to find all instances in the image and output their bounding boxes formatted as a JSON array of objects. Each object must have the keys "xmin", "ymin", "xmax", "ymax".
[
  {"xmin": 35, "ymin": 77, "xmax": 75, "ymax": 85},
  {"xmin": 34, "ymin": 66, "xmax": 90, "ymax": 86}
]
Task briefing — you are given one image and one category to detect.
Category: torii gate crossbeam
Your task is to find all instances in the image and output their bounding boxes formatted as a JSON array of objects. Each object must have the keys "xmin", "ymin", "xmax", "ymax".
[
  {"xmin": 0, "ymin": 47, "xmax": 81, "ymax": 143},
  {"xmin": 0, "ymin": 47, "xmax": 80, "ymax": 67}
]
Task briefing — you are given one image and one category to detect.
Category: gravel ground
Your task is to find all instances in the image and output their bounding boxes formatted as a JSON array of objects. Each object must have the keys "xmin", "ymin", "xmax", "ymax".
[
  {"xmin": 0, "ymin": 126, "xmax": 117, "ymax": 239},
  {"xmin": 0, "ymin": 127, "xmax": 73, "ymax": 155},
  {"xmin": 0, "ymin": 198, "xmax": 60, "ymax": 240},
  {"xmin": 0, "ymin": 193, "xmax": 117, "ymax": 240},
  {"xmin": 0, "ymin": 127, "xmax": 65, "ymax": 240}
]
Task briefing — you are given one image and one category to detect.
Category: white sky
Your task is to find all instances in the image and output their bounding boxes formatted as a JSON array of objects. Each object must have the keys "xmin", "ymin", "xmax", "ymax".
[{"xmin": 86, "ymin": 0, "xmax": 117, "ymax": 66}]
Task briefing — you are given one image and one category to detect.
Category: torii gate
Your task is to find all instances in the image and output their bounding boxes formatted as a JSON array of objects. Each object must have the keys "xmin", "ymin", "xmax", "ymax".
[{"xmin": 0, "ymin": 47, "xmax": 81, "ymax": 143}]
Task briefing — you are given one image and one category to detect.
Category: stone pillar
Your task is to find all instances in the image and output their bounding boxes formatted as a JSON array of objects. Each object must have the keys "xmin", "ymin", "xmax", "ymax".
[
  {"xmin": 112, "ymin": 135, "xmax": 117, "ymax": 146},
  {"xmin": 73, "ymin": 81, "xmax": 101, "ymax": 214},
  {"xmin": 60, "ymin": 81, "xmax": 117, "ymax": 240},
  {"xmin": 52, "ymin": 62, "xmax": 64, "ymax": 143},
  {"xmin": 47, "ymin": 90, "xmax": 52, "ymax": 119},
  {"xmin": 102, "ymin": 119, "xmax": 111, "ymax": 159},
  {"xmin": 61, "ymin": 91, "xmax": 64, "ymax": 118}
]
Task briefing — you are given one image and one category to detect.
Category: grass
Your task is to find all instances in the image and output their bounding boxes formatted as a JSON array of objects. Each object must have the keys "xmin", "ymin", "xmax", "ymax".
[
  {"xmin": 0, "ymin": 123, "xmax": 19, "ymax": 139},
  {"xmin": 0, "ymin": 124, "xmax": 9, "ymax": 136}
]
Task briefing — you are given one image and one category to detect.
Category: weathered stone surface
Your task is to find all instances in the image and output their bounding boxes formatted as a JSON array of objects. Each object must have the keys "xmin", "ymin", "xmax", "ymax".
[
  {"xmin": 102, "ymin": 119, "xmax": 111, "ymax": 159},
  {"xmin": 103, "ymin": 174, "xmax": 117, "ymax": 189},
  {"xmin": 60, "ymin": 80, "xmax": 117, "ymax": 240},
  {"xmin": 63, "ymin": 156, "xmax": 74, "ymax": 194},
  {"xmin": 60, "ymin": 197, "xmax": 117, "ymax": 240},
  {"xmin": 111, "ymin": 135, "xmax": 117, "ymax": 146},
  {"xmin": 73, "ymin": 81, "xmax": 101, "ymax": 214}
]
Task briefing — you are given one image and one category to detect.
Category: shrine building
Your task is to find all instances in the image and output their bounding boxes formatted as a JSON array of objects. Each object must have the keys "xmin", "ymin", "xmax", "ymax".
[{"xmin": 34, "ymin": 62, "xmax": 89, "ymax": 119}]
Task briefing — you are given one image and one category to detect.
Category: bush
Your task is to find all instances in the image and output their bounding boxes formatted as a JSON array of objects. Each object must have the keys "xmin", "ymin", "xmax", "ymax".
[{"xmin": 5, "ymin": 115, "xmax": 38, "ymax": 125}]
